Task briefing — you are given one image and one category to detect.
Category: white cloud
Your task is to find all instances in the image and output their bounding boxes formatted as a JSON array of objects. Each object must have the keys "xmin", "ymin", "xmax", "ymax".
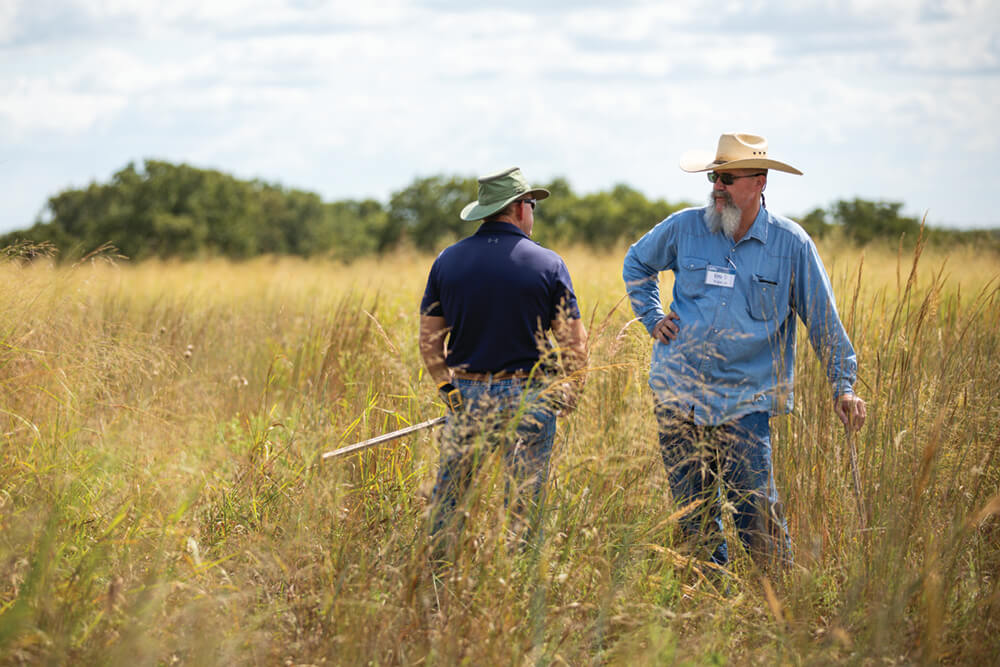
[
  {"xmin": 0, "ymin": 0, "xmax": 996, "ymax": 232},
  {"xmin": 0, "ymin": 75, "xmax": 128, "ymax": 136}
]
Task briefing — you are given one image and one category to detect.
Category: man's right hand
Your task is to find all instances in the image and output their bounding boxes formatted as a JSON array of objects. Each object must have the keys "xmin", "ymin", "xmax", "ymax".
[
  {"xmin": 834, "ymin": 392, "xmax": 866, "ymax": 431},
  {"xmin": 652, "ymin": 312, "xmax": 680, "ymax": 344}
]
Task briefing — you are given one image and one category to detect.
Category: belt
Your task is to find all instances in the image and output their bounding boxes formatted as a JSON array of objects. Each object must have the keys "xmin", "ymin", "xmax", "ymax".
[{"xmin": 451, "ymin": 370, "xmax": 532, "ymax": 382}]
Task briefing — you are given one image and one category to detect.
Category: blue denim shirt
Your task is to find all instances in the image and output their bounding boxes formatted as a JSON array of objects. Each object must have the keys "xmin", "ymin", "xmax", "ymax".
[{"xmin": 623, "ymin": 206, "xmax": 857, "ymax": 425}]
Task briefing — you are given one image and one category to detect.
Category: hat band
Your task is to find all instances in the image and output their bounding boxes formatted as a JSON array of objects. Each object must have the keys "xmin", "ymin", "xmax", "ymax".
[{"xmin": 478, "ymin": 184, "xmax": 528, "ymax": 206}]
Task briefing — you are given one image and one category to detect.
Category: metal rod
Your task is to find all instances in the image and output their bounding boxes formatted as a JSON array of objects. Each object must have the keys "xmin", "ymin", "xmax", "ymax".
[
  {"xmin": 321, "ymin": 416, "xmax": 447, "ymax": 460},
  {"xmin": 846, "ymin": 427, "xmax": 867, "ymax": 530}
]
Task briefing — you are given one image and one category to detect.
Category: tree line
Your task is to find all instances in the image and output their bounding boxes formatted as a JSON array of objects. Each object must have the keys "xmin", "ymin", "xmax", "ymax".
[{"xmin": 2, "ymin": 159, "xmax": 996, "ymax": 261}]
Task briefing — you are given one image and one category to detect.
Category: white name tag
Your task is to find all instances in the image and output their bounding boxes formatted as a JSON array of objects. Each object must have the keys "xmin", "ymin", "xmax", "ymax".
[{"xmin": 705, "ymin": 265, "xmax": 736, "ymax": 288}]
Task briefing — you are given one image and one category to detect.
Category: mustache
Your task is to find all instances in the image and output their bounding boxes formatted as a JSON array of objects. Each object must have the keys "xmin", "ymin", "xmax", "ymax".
[{"xmin": 712, "ymin": 191, "xmax": 734, "ymax": 205}]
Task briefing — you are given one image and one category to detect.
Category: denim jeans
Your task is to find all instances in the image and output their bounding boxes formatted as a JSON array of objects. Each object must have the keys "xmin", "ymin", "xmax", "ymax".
[
  {"xmin": 656, "ymin": 405, "xmax": 792, "ymax": 569},
  {"xmin": 429, "ymin": 377, "xmax": 557, "ymax": 557}
]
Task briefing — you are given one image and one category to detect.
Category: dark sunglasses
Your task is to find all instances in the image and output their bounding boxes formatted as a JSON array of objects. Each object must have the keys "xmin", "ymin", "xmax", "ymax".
[
  {"xmin": 521, "ymin": 198, "xmax": 536, "ymax": 210},
  {"xmin": 708, "ymin": 172, "xmax": 767, "ymax": 185}
]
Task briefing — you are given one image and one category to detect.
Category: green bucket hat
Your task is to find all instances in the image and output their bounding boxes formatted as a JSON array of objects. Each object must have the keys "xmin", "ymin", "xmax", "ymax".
[{"xmin": 460, "ymin": 167, "xmax": 550, "ymax": 221}]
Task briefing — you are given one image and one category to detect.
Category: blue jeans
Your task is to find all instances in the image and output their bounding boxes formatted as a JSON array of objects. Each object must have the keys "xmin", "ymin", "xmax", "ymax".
[
  {"xmin": 656, "ymin": 405, "xmax": 792, "ymax": 569},
  {"xmin": 429, "ymin": 378, "xmax": 557, "ymax": 556}
]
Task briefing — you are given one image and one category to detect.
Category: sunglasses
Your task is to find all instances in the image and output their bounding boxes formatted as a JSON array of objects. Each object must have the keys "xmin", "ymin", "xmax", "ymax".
[
  {"xmin": 521, "ymin": 198, "xmax": 536, "ymax": 210},
  {"xmin": 708, "ymin": 172, "xmax": 767, "ymax": 185}
]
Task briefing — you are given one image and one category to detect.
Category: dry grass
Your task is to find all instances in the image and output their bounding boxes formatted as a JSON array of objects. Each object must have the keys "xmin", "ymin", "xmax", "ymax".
[{"xmin": 1, "ymin": 239, "xmax": 998, "ymax": 664}]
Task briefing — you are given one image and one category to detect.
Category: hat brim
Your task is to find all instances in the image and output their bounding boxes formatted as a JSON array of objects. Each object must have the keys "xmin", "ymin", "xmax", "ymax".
[
  {"xmin": 460, "ymin": 187, "xmax": 550, "ymax": 221},
  {"xmin": 679, "ymin": 150, "xmax": 803, "ymax": 175}
]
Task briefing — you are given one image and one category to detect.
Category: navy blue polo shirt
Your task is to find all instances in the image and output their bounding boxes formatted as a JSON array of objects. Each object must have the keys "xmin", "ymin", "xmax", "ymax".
[{"xmin": 420, "ymin": 221, "xmax": 581, "ymax": 374}]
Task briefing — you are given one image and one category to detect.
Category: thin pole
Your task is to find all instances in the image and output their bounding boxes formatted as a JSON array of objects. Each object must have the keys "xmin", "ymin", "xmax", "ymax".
[
  {"xmin": 321, "ymin": 416, "xmax": 447, "ymax": 460},
  {"xmin": 846, "ymin": 427, "xmax": 867, "ymax": 530}
]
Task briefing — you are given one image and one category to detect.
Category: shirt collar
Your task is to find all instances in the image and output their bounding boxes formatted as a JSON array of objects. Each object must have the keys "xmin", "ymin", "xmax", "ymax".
[
  {"xmin": 744, "ymin": 206, "xmax": 769, "ymax": 244},
  {"xmin": 700, "ymin": 205, "xmax": 770, "ymax": 244},
  {"xmin": 475, "ymin": 220, "xmax": 529, "ymax": 239}
]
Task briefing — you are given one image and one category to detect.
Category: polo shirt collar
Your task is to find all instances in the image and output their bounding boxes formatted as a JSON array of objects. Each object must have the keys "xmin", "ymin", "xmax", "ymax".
[{"xmin": 475, "ymin": 220, "xmax": 529, "ymax": 239}]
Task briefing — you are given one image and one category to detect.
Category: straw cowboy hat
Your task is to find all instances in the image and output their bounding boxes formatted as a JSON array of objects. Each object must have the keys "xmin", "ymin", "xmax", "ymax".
[
  {"xmin": 460, "ymin": 167, "xmax": 550, "ymax": 221},
  {"xmin": 679, "ymin": 132, "xmax": 803, "ymax": 175}
]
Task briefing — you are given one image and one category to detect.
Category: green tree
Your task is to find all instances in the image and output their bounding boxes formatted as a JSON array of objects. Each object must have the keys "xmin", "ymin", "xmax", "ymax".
[
  {"xmin": 381, "ymin": 175, "xmax": 478, "ymax": 252},
  {"xmin": 832, "ymin": 198, "xmax": 920, "ymax": 245},
  {"xmin": 0, "ymin": 160, "xmax": 357, "ymax": 260},
  {"xmin": 533, "ymin": 181, "xmax": 688, "ymax": 249},
  {"xmin": 319, "ymin": 199, "xmax": 385, "ymax": 261},
  {"xmin": 14, "ymin": 162, "xmax": 969, "ymax": 261},
  {"xmin": 531, "ymin": 177, "xmax": 578, "ymax": 247},
  {"xmin": 799, "ymin": 207, "xmax": 832, "ymax": 239}
]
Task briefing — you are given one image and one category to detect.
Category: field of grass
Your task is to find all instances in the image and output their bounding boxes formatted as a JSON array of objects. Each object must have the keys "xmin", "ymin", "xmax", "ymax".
[{"xmin": 1, "ymin": 239, "xmax": 998, "ymax": 665}]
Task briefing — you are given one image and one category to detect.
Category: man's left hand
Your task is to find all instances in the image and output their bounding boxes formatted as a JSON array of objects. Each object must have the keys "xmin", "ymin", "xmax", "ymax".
[
  {"xmin": 652, "ymin": 311, "xmax": 680, "ymax": 344},
  {"xmin": 835, "ymin": 393, "xmax": 866, "ymax": 431}
]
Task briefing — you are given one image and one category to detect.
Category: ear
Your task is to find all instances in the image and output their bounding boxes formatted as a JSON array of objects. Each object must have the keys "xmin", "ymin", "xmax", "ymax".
[{"xmin": 512, "ymin": 200, "xmax": 525, "ymax": 222}]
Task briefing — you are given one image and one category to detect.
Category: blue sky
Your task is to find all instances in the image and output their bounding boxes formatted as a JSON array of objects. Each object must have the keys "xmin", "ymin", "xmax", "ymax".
[{"xmin": 1, "ymin": 0, "xmax": 998, "ymax": 234}]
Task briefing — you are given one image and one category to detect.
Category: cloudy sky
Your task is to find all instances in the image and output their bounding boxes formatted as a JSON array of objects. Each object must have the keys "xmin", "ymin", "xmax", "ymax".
[{"xmin": 2, "ymin": 0, "xmax": 998, "ymax": 235}]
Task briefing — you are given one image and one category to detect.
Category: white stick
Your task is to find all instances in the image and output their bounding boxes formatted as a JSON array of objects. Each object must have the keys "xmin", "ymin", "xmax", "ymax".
[{"xmin": 321, "ymin": 416, "xmax": 447, "ymax": 460}]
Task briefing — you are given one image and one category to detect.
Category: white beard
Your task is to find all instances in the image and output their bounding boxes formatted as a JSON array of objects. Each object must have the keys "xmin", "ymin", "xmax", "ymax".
[{"xmin": 704, "ymin": 191, "xmax": 742, "ymax": 239}]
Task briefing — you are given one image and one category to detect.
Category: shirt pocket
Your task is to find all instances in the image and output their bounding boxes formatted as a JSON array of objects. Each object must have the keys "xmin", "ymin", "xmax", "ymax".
[
  {"xmin": 676, "ymin": 256, "xmax": 709, "ymax": 295},
  {"xmin": 747, "ymin": 273, "xmax": 790, "ymax": 321}
]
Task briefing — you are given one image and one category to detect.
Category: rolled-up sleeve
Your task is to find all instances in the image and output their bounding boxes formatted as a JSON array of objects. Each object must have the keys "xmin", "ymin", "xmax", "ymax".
[
  {"xmin": 623, "ymin": 218, "xmax": 677, "ymax": 335},
  {"xmin": 793, "ymin": 239, "xmax": 858, "ymax": 397}
]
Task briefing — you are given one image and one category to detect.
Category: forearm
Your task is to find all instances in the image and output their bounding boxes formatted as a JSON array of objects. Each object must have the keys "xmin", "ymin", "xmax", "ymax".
[
  {"xmin": 623, "ymin": 250, "xmax": 666, "ymax": 333},
  {"xmin": 550, "ymin": 316, "xmax": 588, "ymax": 412},
  {"xmin": 418, "ymin": 315, "xmax": 451, "ymax": 385},
  {"xmin": 421, "ymin": 353, "xmax": 451, "ymax": 386},
  {"xmin": 807, "ymin": 315, "xmax": 857, "ymax": 396},
  {"xmin": 796, "ymin": 243, "xmax": 858, "ymax": 396},
  {"xmin": 552, "ymin": 316, "xmax": 588, "ymax": 377}
]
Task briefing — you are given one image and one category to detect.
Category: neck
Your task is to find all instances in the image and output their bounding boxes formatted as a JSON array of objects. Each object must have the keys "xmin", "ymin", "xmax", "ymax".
[
  {"xmin": 733, "ymin": 202, "xmax": 760, "ymax": 243},
  {"xmin": 494, "ymin": 214, "xmax": 531, "ymax": 236}
]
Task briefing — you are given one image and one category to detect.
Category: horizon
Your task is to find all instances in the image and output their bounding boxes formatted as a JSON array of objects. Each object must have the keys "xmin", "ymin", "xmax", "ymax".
[{"xmin": 5, "ymin": 157, "xmax": 999, "ymax": 238}]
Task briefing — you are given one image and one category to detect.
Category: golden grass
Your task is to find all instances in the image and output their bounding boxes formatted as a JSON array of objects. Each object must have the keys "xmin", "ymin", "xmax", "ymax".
[{"xmin": 0, "ymin": 239, "xmax": 998, "ymax": 664}]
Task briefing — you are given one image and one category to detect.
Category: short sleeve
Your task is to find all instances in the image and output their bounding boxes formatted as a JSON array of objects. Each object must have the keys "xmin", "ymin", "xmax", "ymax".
[
  {"xmin": 550, "ymin": 260, "xmax": 581, "ymax": 320},
  {"xmin": 420, "ymin": 259, "xmax": 444, "ymax": 317}
]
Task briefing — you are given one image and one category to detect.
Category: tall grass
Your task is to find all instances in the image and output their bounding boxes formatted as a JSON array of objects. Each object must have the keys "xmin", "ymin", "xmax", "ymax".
[{"xmin": 0, "ymin": 241, "xmax": 997, "ymax": 664}]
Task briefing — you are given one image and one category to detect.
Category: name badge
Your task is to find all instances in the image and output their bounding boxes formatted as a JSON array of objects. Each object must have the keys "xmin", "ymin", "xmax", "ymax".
[{"xmin": 705, "ymin": 265, "xmax": 736, "ymax": 288}]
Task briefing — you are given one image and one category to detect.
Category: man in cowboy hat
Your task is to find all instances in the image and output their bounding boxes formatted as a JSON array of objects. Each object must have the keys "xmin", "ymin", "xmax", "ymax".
[
  {"xmin": 420, "ymin": 166, "xmax": 587, "ymax": 563},
  {"xmin": 622, "ymin": 132, "xmax": 866, "ymax": 573}
]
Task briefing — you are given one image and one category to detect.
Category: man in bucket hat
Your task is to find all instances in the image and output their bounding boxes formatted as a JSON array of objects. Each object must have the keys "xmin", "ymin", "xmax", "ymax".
[
  {"xmin": 420, "ymin": 166, "xmax": 587, "ymax": 564},
  {"xmin": 622, "ymin": 133, "xmax": 866, "ymax": 575}
]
